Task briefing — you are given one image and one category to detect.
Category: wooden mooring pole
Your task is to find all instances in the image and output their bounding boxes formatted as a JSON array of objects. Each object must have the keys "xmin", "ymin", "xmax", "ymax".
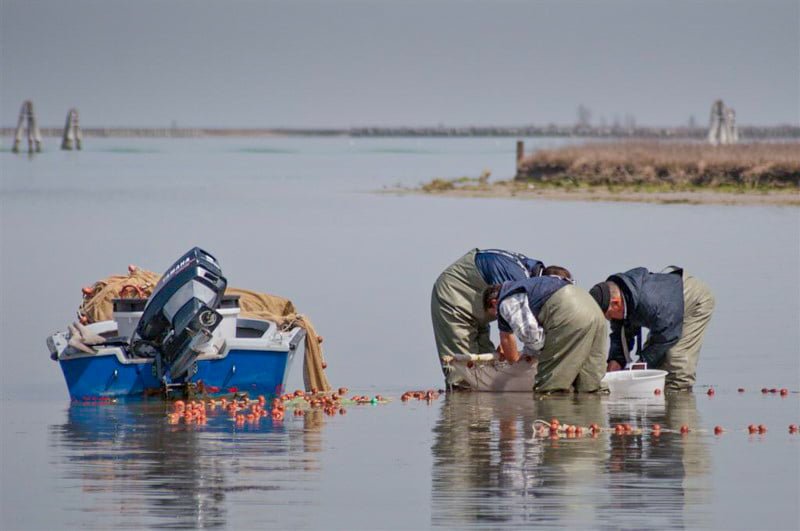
[
  {"xmin": 516, "ymin": 140, "xmax": 524, "ymax": 170},
  {"xmin": 707, "ymin": 99, "xmax": 738, "ymax": 146},
  {"xmin": 61, "ymin": 108, "xmax": 82, "ymax": 150},
  {"xmin": 12, "ymin": 100, "xmax": 43, "ymax": 154}
]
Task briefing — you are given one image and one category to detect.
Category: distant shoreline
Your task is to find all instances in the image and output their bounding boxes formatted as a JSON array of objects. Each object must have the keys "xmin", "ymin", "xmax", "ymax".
[{"xmin": 1, "ymin": 125, "xmax": 799, "ymax": 139}]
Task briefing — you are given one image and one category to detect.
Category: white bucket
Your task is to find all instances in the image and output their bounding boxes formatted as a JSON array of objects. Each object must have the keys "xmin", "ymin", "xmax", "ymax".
[{"xmin": 602, "ymin": 368, "xmax": 667, "ymax": 397}]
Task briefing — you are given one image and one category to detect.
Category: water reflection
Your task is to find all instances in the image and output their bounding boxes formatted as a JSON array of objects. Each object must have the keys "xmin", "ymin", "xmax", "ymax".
[
  {"xmin": 49, "ymin": 402, "xmax": 323, "ymax": 529},
  {"xmin": 604, "ymin": 393, "xmax": 711, "ymax": 529},
  {"xmin": 431, "ymin": 393, "xmax": 711, "ymax": 529}
]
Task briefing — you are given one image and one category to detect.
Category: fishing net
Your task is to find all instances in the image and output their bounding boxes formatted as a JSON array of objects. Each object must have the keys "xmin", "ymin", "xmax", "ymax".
[
  {"xmin": 442, "ymin": 354, "xmax": 538, "ymax": 391},
  {"xmin": 77, "ymin": 267, "xmax": 160, "ymax": 323}
]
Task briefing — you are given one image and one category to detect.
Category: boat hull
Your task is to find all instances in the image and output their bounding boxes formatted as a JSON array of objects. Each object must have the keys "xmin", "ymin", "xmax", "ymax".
[
  {"xmin": 192, "ymin": 348, "xmax": 292, "ymax": 396},
  {"xmin": 58, "ymin": 342, "xmax": 298, "ymax": 401},
  {"xmin": 59, "ymin": 354, "xmax": 160, "ymax": 399}
]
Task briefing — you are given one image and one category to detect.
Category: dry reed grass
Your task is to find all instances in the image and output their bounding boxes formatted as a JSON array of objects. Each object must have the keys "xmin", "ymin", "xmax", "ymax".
[{"xmin": 517, "ymin": 141, "xmax": 800, "ymax": 188}]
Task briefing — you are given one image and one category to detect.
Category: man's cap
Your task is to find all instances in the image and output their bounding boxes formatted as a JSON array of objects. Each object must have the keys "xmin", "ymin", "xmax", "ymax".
[{"xmin": 589, "ymin": 282, "xmax": 611, "ymax": 312}]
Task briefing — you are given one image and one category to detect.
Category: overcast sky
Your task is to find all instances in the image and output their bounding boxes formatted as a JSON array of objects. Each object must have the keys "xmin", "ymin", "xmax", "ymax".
[{"xmin": 1, "ymin": 0, "xmax": 798, "ymax": 128}]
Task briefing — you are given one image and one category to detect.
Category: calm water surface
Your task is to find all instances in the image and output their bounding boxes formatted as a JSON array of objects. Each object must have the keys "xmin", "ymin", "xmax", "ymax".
[{"xmin": 1, "ymin": 137, "xmax": 798, "ymax": 529}]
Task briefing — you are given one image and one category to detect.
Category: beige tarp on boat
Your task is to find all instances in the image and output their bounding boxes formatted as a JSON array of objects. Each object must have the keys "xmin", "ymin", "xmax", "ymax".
[
  {"xmin": 224, "ymin": 287, "xmax": 330, "ymax": 392},
  {"xmin": 77, "ymin": 267, "xmax": 331, "ymax": 392}
]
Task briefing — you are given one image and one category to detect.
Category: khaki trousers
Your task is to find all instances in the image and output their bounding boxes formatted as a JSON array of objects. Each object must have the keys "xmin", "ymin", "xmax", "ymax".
[
  {"xmin": 431, "ymin": 250, "xmax": 494, "ymax": 384},
  {"xmin": 655, "ymin": 275, "xmax": 715, "ymax": 390},
  {"xmin": 535, "ymin": 285, "xmax": 608, "ymax": 392}
]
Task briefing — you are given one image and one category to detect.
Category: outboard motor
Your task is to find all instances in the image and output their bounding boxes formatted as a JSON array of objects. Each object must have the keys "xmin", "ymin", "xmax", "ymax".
[{"xmin": 132, "ymin": 247, "xmax": 227, "ymax": 381}]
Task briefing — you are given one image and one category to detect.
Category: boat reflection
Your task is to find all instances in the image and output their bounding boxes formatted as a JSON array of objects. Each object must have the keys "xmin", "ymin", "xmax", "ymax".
[
  {"xmin": 48, "ymin": 401, "xmax": 322, "ymax": 529},
  {"xmin": 431, "ymin": 392, "xmax": 711, "ymax": 528}
]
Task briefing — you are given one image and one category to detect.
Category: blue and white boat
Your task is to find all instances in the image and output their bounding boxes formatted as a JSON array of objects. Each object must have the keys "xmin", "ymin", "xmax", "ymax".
[{"xmin": 47, "ymin": 248, "xmax": 304, "ymax": 400}]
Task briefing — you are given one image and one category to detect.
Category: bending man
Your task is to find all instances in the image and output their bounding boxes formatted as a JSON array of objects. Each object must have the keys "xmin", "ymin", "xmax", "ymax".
[
  {"xmin": 431, "ymin": 248, "xmax": 544, "ymax": 387},
  {"xmin": 589, "ymin": 267, "xmax": 715, "ymax": 390},
  {"xmin": 483, "ymin": 272, "xmax": 608, "ymax": 393}
]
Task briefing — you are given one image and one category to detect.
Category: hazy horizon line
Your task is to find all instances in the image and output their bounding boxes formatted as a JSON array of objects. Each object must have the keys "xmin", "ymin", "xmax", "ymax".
[{"xmin": 4, "ymin": 121, "xmax": 799, "ymax": 131}]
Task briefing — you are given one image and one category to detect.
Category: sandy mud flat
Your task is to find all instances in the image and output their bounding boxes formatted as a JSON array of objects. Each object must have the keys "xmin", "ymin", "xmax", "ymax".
[{"xmin": 389, "ymin": 180, "xmax": 800, "ymax": 206}]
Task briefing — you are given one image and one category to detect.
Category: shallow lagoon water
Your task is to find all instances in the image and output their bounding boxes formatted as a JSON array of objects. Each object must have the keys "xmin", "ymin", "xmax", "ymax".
[{"xmin": 1, "ymin": 137, "xmax": 798, "ymax": 529}]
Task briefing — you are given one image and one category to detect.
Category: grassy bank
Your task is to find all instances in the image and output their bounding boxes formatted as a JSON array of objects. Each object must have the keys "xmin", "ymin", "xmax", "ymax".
[
  {"xmin": 399, "ymin": 141, "xmax": 800, "ymax": 205},
  {"xmin": 516, "ymin": 141, "xmax": 800, "ymax": 188}
]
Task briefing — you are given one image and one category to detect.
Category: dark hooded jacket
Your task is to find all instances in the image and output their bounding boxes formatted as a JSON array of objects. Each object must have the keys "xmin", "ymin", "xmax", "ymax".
[{"xmin": 607, "ymin": 267, "xmax": 684, "ymax": 368}]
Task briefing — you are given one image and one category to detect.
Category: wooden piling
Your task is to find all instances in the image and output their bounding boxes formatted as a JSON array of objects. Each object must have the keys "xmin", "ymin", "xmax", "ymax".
[
  {"xmin": 516, "ymin": 140, "xmax": 524, "ymax": 169},
  {"xmin": 12, "ymin": 107, "xmax": 25, "ymax": 153},
  {"xmin": 61, "ymin": 108, "xmax": 82, "ymax": 150},
  {"xmin": 708, "ymin": 99, "xmax": 738, "ymax": 146},
  {"xmin": 12, "ymin": 100, "xmax": 42, "ymax": 154}
]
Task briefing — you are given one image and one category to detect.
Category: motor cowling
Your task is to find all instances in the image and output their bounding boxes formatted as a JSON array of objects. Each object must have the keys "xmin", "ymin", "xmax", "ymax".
[{"xmin": 133, "ymin": 247, "xmax": 227, "ymax": 379}]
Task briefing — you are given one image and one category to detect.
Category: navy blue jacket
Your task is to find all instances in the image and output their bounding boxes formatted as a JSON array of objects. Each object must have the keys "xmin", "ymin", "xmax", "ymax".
[
  {"xmin": 475, "ymin": 249, "xmax": 544, "ymax": 285},
  {"xmin": 608, "ymin": 267, "xmax": 684, "ymax": 367},
  {"xmin": 496, "ymin": 277, "xmax": 569, "ymax": 333}
]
